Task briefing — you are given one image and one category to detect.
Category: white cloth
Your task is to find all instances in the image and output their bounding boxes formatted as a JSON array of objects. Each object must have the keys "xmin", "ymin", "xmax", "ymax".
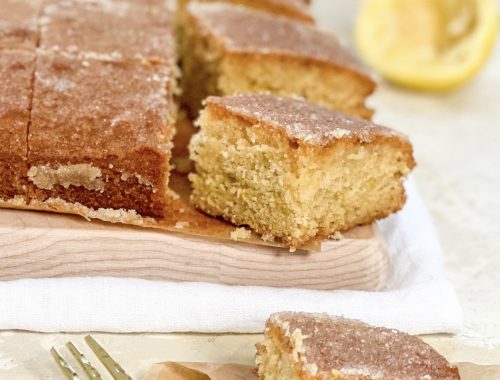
[{"xmin": 0, "ymin": 178, "xmax": 462, "ymax": 334}]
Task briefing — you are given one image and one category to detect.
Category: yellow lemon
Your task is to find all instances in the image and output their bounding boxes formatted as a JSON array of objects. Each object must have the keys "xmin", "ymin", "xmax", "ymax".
[{"xmin": 355, "ymin": 0, "xmax": 498, "ymax": 91}]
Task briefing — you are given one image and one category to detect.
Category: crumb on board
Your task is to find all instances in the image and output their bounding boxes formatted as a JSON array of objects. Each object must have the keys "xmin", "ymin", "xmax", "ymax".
[
  {"xmin": 328, "ymin": 231, "xmax": 343, "ymax": 240},
  {"xmin": 261, "ymin": 233, "xmax": 275, "ymax": 243},
  {"xmin": 175, "ymin": 221, "xmax": 189, "ymax": 229},
  {"xmin": 230, "ymin": 227, "xmax": 252, "ymax": 241}
]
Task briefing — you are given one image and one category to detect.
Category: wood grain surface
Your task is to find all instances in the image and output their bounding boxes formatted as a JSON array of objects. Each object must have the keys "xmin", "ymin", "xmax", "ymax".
[{"xmin": 0, "ymin": 208, "xmax": 390, "ymax": 291}]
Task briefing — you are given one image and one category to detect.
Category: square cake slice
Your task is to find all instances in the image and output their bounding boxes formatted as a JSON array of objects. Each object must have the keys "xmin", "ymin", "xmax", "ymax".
[
  {"xmin": 256, "ymin": 312, "xmax": 460, "ymax": 380},
  {"xmin": 0, "ymin": 0, "xmax": 41, "ymax": 51},
  {"xmin": 181, "ymin": 2, "xmax": 375, "ymax": 119},
  {"xmin": 0, "ymin": 50, "xmax": 35, "ymax": 202},
  {"xmin": 189, "ymin": 94, "xmax": 415, "ymax": 247},
  {"xmin": 178, "ymin": 0, "xmax": 313, "ymax": 23},
  {"xmin": 40, "ymin": 0, "xmax": 176, "ymax": 64},
  {"xmin": 28, "ymin": 52, "xmax": 176, "ymax": 219}
]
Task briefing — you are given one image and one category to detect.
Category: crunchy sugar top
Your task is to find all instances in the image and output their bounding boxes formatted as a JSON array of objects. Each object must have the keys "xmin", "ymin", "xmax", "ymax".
[
  {"xmin": 0, "ymin": 50, "xmax": 35, "ymax": 156},
  {"xmin": 120, "ymin": 0, "xmax": 176, "ymax": 9},
  {"xmin": 264, "ymin": 0, "xmax": 309, "ymax": 8},
  {"xmin": 269, "ymin": 312, "xmax": 460, "ymax": 379},
  {"xmin": 217, "ymin": 0, "xmax": 313, "ymax": 23},
  {"xmin": 205, "ymin": 94, "xmax": 407, "ymax": 146},
  {"xmin": 30, "ymin": 52, "xmax": 175, "ymax": 164},
  {"xmin": 187, "ymin": 2, "xmax": 367, "ymax": 75},
  {"xmin": 40, "ymin": 0, "xmax": 176, "ymax": 64},
  {"xmin": 272, "ymin": 0, "xmax": 310, "ymax": 8},
  {"xmin": 0, "ymin": 0, "xmax": 41, "ymax": 50}
]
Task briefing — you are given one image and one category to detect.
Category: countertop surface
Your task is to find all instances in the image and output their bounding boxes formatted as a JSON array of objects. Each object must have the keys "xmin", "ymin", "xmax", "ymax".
[{"xmin": 1, "ymin": 1, "xmax": 499, "ymax": 378}]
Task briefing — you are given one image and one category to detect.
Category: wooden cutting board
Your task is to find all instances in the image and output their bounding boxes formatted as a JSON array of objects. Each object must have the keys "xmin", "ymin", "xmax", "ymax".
[{"xmin": 0, "ymin": 207, "xmax": 390, "ymax": 291}]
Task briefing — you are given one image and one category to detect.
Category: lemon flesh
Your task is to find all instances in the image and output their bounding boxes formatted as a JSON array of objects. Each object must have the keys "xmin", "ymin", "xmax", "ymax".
[{"xmin": 355, "ymin": 0, "xmax": 498, "ymax": 91}]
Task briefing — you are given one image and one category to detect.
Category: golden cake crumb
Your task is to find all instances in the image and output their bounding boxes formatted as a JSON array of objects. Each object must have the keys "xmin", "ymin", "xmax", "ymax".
[
  {"xmin": 28, "ymin": 164, "xmax": 105, "ymax": 192},
  {"xmin": 328, "ymin": 231, "xmax": 343, "ymax": 240},
  {"xmin": 230, "ymin": 227, "xmax": 252, "ymax": 241}
]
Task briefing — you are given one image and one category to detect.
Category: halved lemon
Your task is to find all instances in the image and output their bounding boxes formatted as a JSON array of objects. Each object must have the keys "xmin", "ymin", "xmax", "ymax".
[{"xmin": 355, "ymin": 0, "xmax": 498, "ymax": 91}]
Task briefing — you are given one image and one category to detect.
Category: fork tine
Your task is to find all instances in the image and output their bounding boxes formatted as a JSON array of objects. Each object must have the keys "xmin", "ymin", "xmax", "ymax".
[
  {"xmin": 84, "ymin": 335, "xmax": 133, "ymax": 380},
  {"xmin": 50, "ymin": 347, "xmax": 81, "ymax": 380},
  {"xmin": 66, "ymin": 341, "xmax": 104, "ymax": 380}
]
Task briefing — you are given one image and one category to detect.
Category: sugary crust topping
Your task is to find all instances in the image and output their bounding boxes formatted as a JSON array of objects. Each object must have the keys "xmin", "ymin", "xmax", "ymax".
[
  {"xmin": 30, "ymin": 52, "xmax": 175, "ymax": 162},
  {"xmin": 40, "ymin": 0, "xmax": 176, "ymax": 64},
  {"xmin": 187, "ymin": 2, "xmax": 367, "ymax": 75},
  {"xmin": 222, "ymin": 0, "xmax": 313, "ymax": 22},
  {"xmin": 268, "ymin": 312, "xmax": 460, "ymax": 379},
  {"xmin": 267, "ymin": 0, "xmax": 310, "ymax": 10},
  {"xmin": 205, "ymin": 94, "xmax": 408, "ymax": 146},
  {"xmin": 0, "ymin": 0, "xmax": 40, "ymax": 50},
  {"xmin": 0, "ymin": 50, "xmax": 35, "ymax": 155}
]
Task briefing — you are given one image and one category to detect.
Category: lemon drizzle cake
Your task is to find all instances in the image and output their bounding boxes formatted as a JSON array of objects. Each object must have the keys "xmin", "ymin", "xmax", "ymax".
[
  {"xmin": 1, "ymin": 0, "xmax": 178, "ymax": 221},
  {"xmin": 181, "ymin": 2, "xmax": 376, "ymax": 119},
  {"xmin": 189, "ymin": 94, "xmax": 415, "ymax": 248},
  {"xmin": 257, "ymin": 312, "xmax": 461, "ymax": 380}
]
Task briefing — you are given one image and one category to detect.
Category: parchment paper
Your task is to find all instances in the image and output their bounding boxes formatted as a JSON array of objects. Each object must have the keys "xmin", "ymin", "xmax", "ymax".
[{"xmin": 143, "ymin": 361, "xmax": 500, "ymax": 380}]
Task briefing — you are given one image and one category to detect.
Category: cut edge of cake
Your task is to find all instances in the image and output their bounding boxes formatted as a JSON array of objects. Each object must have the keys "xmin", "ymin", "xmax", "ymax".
[
  {"xmin": 189, "ymin": 94, "xmax": 415, "ymax": 248},
  {"xmin": 181, "ymin": 2, "xmax": 376, "ymax": 119}
]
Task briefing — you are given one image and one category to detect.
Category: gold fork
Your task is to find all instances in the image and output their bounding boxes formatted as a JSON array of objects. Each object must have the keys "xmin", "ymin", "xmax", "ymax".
[{"xmin": 50, "ymin": 335, "xmax": 133, "ymax": 380}]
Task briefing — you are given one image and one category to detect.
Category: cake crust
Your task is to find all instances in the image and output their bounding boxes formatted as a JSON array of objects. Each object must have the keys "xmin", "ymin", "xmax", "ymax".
[
  {"xmin": 29, "ymin": 52, "xmax": 176, "ymax": 218},
  {"xmin": 0, "ymin": 0, "xmax": 40, "ymax": 51},
  {"xmin": 40, "ymin": 0, "xmax": 176, "ymax": 64},
  {"xmin": 180, "ymin": 0, "xmax": 313, "ymax": 23},
  {"xmin": 187, "ymin": 3, "xmax": 368, "ymax": 77},
  {"xmin": 204, "ymin": 94, "xmax": 406, "ymax": 147},
  {"xmin": 257, "ymin": 312, "xmax": 461, "ymax": 380},
  {"xmin": 0, "ymin": 50, "xmax": 35, "ymax": 201}
]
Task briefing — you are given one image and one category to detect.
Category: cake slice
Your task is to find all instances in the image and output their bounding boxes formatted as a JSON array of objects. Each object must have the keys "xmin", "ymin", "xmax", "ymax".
[
  {"xmin": 256, "ymin": 312, "xmax": 460, "ymax": 380},
  {"xmin": 0, "ymin": 0, "xmax": 41, "ymax": 51},
  {"xmin": 0, "ymin": 50, "xmax": 35, "ymax": 202},
  {"xmin": 40, "ymin": 0, "xmax": 176, "ymax": 64},
  {"xmin": 181, "ymin": 2, "xmax": 375, "ymax": 119},
  {"xmin": 189, "ymin": 94, "xmax": 415, "ymax": 247},
  {"xmin": 178, "ymin": 0, "xmax": 313, "ymax": 23},
  {"xmin": 28, "ymin": 52, "xmax": 176, "ymax": 219}
]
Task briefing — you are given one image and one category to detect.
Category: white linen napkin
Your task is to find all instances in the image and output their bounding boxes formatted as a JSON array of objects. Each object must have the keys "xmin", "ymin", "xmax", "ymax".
[{"xmin": 0, "ymin": 178, "xmax": 462, "ymax": 334}]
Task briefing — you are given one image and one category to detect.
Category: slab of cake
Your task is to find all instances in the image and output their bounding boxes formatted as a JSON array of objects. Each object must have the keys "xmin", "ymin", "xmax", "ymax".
[
  {"xmin": 257, "ymin": 312, "xmax": 460, "ymax": 379},
  {"xmin": 0, "ymin": 0, "xmax": 415, "ymax": 250},
  {"xmin": 144, "ymin": 313, "xmax": 462, "ymax": 379}
]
